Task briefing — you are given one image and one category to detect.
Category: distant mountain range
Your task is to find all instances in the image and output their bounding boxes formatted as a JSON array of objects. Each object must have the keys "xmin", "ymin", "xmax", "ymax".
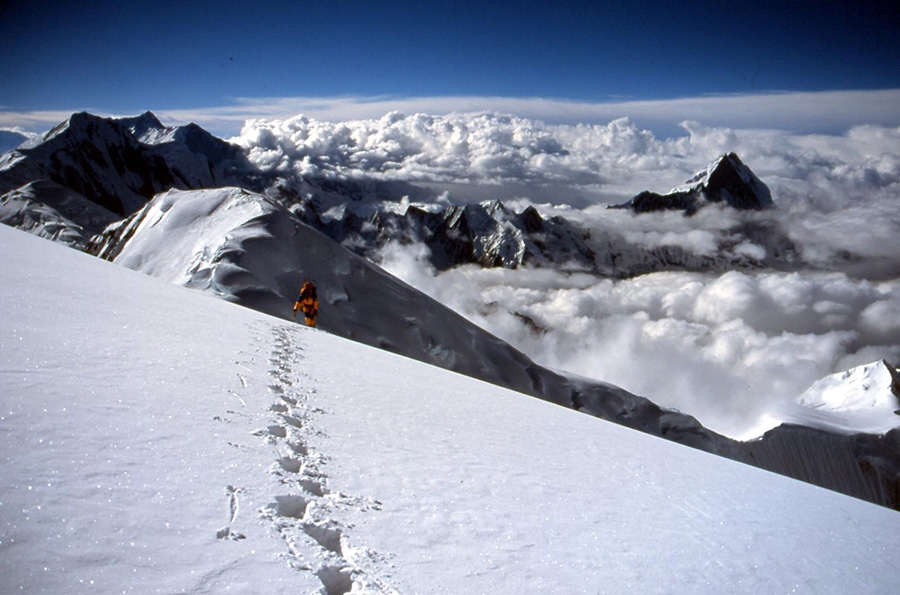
[{"xmin": 3, "ymin": 111, "xmax": 898, "ymax": 510}]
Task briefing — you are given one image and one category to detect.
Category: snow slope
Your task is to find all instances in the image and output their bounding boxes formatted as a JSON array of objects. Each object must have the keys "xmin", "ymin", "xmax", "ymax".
[
  {"xmin": 93, "ymin": 187, "xmax": 581, "ymax": 411},
  {"xmin": 3, "ymin": 225, "xmax": 900, "ymax": 594},
  {"xmin": 85, "ymin": 186, "xmax": 900, "ymax": 511}
]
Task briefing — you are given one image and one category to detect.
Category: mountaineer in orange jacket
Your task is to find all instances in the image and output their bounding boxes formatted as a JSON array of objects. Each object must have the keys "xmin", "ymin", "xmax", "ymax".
[{"xmin": 293, "ymin": 280, "xmax": 319, "ymax": 327}]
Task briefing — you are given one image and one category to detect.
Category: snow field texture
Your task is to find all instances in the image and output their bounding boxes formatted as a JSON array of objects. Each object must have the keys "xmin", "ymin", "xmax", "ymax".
[{"xmin": 3, "ymin": 224, "xmax": 900, "ymax": 594}]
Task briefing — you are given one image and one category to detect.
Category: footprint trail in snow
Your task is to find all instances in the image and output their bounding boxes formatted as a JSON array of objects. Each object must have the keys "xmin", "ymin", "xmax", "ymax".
[{"xmin": 256, "ymin": 325, "xmax": 398, "ymax": 595}]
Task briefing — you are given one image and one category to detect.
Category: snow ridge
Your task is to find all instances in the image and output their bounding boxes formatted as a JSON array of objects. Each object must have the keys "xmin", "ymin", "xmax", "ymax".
[{"xmin": 88, "ymin": 186, "xmax": 900, "ymax": 511}]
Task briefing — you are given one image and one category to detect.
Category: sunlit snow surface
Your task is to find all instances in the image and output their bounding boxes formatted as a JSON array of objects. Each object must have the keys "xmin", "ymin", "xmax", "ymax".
[
  {"xmin": 3, "ymin": 225, "xmax": 900, "ymax": 594},
  {"xmin": 782, "ymin": 360, "xmax": 900, "ymax": 435}
]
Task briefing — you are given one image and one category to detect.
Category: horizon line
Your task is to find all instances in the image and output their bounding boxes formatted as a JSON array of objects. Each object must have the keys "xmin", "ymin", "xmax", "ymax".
[{"xmin": 3, "ymin": 88, "xmax": 899, "ymax": 139}]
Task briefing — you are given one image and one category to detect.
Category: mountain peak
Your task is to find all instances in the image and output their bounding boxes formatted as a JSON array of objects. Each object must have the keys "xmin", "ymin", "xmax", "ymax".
[
  {"xmin": 691, "ymin": 152, "xmax": 774, "ymax": 210},
  {"xmin": 117, "ymin": 111, "xmax": 167, "ymax": 139},
  {"xmin": 799, "ymin": 359, "xmax": 900, "ymax": 413},
  {"xmin": 612, "ymin": 152, "xmax": 774, "ymax": 214},
  {"xmin": 42, "ymin": 111, "xmax": 100, "ymax": 141}
]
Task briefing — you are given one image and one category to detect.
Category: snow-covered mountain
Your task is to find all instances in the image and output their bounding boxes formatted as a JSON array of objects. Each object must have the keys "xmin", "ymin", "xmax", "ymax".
[
  {"xmin": 784, "ymin": 360, "xmax": 900, "ymax": 434},
  {"xmin": 279, "ymin": 188, "xmax": 789, "ymax": 278},
  {"xmin": 0, "ymin": 111, "xmax": 253, "ymax": 219},
  {"xmin": 287, "ymin": 197, "xmax": 598, "ymax": 272},
  {"xmin": 3, "ymin": 111, "xmax": 899, "ymax": 511},
  {"xmin": 91, "ymin": 187, "xmax": 575, "ymax": 406},
  {"xmin": 2, "ymin": 111, "xmax": 793, "ymax": 279},
  {"xmin": 85, "ymin": 185, "xmax": 900, "ymax": 511},
  {"xmin": 4, "ymin": 223, "xmax": 900, "ymax": 594},
  {"xmin": 0, "ymin": 179, "xmax": 118, "ymax": 250},
  {"xmin": 90, "ymin": 185, "xmax": 718, "ymax": 445}
]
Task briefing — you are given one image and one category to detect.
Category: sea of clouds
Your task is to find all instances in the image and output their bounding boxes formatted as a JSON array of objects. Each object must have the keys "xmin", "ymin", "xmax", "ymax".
[{"xmin": 235, "ymin": 112, "xmax": 899, "ymax": 439}]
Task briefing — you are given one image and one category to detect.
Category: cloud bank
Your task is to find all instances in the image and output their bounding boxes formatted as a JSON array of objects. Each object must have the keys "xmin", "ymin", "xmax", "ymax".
[
  {"xmin": 4, "ymin": 96, "xmax": 897, "ymax": 439},
  {"xmin": 381, "ymin": 247, "xmax": 900, "ymax": 440},
  {"xmin": 303, "ymin": 110, "xmax": 897, "ymax": 440},
  {"xmin": 145, "ymin": 88, "xmax": 900, "ymax": 138},
  {"xmin": 233, "ymin": 107, "xmax": 900, "ymax": 208}
]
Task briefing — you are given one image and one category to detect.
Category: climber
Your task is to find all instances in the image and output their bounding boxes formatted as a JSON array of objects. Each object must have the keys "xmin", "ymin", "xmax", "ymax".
[{"xmin": 293, "ymin": 279, "xmax": 319, "ymax": 327}]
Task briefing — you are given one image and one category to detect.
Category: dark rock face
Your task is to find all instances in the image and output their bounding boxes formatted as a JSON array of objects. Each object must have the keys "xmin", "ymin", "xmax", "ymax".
[
  {"xmin": 732, "ymin": 425, "xmax": 900, "ymax": 511},
  {"xmin": 616, "ymin": 189, "xmax": 701, "ymax": 214},
  {"xmin": 703, "ymin": 152, "xmax": 774, "ymax": 209},
  {"xmin": 612, "ymin": 152, "xmax": 774, "ymax": 215}
]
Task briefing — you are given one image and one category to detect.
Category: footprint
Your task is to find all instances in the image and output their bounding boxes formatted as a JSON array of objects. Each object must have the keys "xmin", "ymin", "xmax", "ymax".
[
  {"xmin": 298, "ymin": 477, "xmax": 327, "ymax": 497},
  {"xmin": 252, "ymin": 425, "xmax": 287, "ymax": 438},
  {"xmin": 277, "ymin": 457, "xmax": 303, "ymax": 474},
  {"xmin": 280, "ymin": 414, "xmax": 303, "ymax": 429},
  {"xmin": 287, "ymin": 440, "xmax": 308, "ymax": 456},
  {"xmin": 272, "ymin": 494, "xmax": 310, "ymax": 520},
  {"xmin": 303, "ymin": 521, "xmax": 343, "ymax": 554},
  {"xmin": 316, "ymin": 564, "xmax": 354, "ymax": 595},
  {"xmin": 216, "ymin": 486, "xmax": 246, "ymax": 540}
]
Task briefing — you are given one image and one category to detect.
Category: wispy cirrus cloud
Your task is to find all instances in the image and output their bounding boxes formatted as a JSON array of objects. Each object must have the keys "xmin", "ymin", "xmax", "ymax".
[
  {"xmin": 2, "ymin": 89, "xmax": 899, "ymax": 139},
  {"xmin": 169, "ymin": 89, "xmax": 900, "ymax": 138}
]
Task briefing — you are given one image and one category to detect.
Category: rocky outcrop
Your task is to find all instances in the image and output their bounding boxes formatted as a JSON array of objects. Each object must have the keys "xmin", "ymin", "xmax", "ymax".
[{"xmin": 284, "ymin": 194, "xmax": 598, "ymax": 272}]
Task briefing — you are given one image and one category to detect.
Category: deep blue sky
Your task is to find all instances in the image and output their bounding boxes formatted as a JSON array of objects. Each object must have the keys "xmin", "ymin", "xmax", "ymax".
[{"xmin": 2, "ymin": 0, "xmax": 899, "ymax": 134}]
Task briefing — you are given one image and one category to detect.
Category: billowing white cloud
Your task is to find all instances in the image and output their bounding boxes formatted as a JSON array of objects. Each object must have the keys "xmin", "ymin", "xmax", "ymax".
[
  {"xmin": 4, "ymin": 87, "xmax": 898, "ymax": 141},
  {"xmin": 5, "ymin": 95, "xmax": 897, "ymax": 441},
  {"xmin": 282, "ymin": 106, "xmax": 898, "ymax": 440},
  {"xmin": 382, "ymin": 252, "xmax": 900, "ymax": 440},
  {"xmin": 232, "ymin": 108, "xmax": 900, "ymax": 206}
]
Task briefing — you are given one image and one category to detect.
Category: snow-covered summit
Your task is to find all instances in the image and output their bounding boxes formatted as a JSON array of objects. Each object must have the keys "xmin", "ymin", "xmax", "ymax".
[
  {"xmin": 781, "ymin": 360, "xmax": 900, "ymax": 436},
  {"xmin": 800, "ymin": 360, "xmax": 900, "ymax": 412},
  {"xmin": 678, "ymin": 152, "xmax": 775, "ymax": 209},
  {"xmin": 116, "ymin": 110, "xmax": 167, "ymax": 140}
]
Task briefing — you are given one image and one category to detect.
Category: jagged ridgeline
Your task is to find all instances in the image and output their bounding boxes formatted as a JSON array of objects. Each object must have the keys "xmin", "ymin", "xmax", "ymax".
[
  {"xmin": 3, "ymin": 111, "xmax": 800, "ymax": 276},
  {"xmin": 2, "ymin": 111, "xmax": 899, "ymax": 511}
]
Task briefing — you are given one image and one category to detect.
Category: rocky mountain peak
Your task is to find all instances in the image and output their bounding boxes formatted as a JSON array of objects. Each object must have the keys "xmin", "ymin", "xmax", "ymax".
[
  {"xmin": 695, "ymin": 152, "xmax": 774, "ymax": 210},
  {"xmin": 611, "ymin": 152, "xmax": 774, "ymax": 215}
]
